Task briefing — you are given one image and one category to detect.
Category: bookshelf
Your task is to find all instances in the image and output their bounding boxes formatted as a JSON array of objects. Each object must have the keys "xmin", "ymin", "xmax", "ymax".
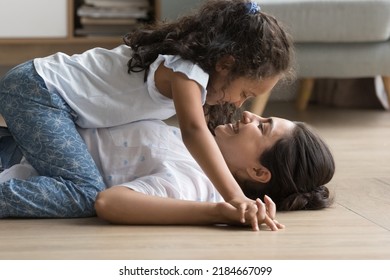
[{"xmin": 0, "ymin": 0, "xmax": 160, "ymax": 66}]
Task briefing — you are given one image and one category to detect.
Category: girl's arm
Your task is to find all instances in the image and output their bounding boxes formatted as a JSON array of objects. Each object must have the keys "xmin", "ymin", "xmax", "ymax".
[
  {"xmin": 168, "ymin": 70, "xmax": 258, "ymax": 226},
  {"xmin": 94, "ymin": 186, "xmax": 283, "ymax": 231}
]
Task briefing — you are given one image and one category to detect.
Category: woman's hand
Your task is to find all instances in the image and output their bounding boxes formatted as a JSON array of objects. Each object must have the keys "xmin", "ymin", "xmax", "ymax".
[
  {"xmin": 256, "ymin": 195, "xmax": 285, "ymax": 231},
  {"xmin": 218, "ymin": 195, "xmax": 285, "ymax": 231}
]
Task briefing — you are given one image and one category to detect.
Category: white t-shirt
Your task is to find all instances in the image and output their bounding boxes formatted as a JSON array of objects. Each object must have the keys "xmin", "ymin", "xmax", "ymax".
[
  {"xmin": 0, "ymin": 120, "xmax": 223, "ymax": 203},
  {"xmin": 33, "ymin": 45, "xmax": 209, "ymax": 128},
  {"xmin": 80, "ymin": 120, "xmax": 222, "ymax": 202}
]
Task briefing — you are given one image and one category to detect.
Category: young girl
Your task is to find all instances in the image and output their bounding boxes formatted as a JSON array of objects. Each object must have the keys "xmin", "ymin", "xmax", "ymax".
[{"xmin": 0, "ymin": 0, "xmax": 293, "ymax": 221}]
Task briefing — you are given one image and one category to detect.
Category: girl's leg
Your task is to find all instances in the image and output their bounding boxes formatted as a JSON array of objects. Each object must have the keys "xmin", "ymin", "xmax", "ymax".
[
  {"xmin": 0, "ymin": 61, "xmax": 105, "ymax": 218},
  {"xmin": 0, "ymin": 127, "xmax": 23, "ymax": 171}
]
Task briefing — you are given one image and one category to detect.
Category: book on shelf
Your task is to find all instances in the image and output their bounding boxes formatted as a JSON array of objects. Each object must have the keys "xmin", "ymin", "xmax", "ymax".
[
  {"xmin": 77, "ymin": 5, "xmax": 149, "ymax": 19},
  {"xmin": 75, "ymin": 0, "xmax": 152, "ymax": 37},
  {"xmin": 80, "ymin": 17, "xmax": 138, "ymax": 26},
  {"xmin": 84, "ymin": 0, "xmax": 150, "ymax": 9},
  {"xmin": 75, "ymin": 25, "xmax": 136, "ymax": 37}
]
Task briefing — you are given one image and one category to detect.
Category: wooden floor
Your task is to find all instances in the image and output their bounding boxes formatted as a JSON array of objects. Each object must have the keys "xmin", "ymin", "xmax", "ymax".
[{"xmin": 1, "ymin": 102, "xmax": 390, "ymax": 260}]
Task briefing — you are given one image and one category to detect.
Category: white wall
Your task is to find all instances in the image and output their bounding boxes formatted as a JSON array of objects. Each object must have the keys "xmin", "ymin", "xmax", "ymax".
[{"xmin": 0, "ymin": 0, "xmax": 67, "ymax": 38}]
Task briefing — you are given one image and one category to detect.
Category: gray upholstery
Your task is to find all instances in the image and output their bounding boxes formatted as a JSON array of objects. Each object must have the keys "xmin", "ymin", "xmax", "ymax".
[
  {"xmin": 296, "ymin": 41, "xmax": 390, "ymax": 78},
  {"xmin": 260, "ymin": 0, "xmax": 390, "ymax": 43},
  {"xmin": 258, "ymin": 0, "xmax": 390, "ymax": 78}
]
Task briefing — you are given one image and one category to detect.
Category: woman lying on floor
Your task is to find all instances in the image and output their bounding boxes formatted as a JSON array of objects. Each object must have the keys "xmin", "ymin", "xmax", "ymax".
[{"xmin": 0, "ymin": 111, "xmax": 335, "ymax": 231}]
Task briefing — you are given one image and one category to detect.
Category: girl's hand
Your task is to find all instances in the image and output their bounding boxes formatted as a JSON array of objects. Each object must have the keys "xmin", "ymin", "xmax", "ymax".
[{"xmin": 227, "ymin": 197, "xmax": 259, "ymax": 229}]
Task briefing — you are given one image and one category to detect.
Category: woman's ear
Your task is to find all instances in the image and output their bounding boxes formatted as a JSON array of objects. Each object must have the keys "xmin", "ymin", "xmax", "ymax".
[
  {"xmin": 215, "ymin": 55, "xmax": 235, "ymax": 74},
  {"xmin": 247, "ymin": 166, "xmax": 271, "ymax": 183}
]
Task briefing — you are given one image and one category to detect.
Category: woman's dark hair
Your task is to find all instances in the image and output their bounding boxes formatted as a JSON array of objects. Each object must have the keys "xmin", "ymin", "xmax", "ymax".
[
  {"xmin": 241, "ymin": 122, "xmax": 335, "ymax": 211},
  {"xmin": 123, "ymin": 0, "xmax": 294, "ymax": 131}
]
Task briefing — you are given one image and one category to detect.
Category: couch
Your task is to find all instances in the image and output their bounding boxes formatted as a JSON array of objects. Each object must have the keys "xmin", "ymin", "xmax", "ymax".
[{"xmin": 250, "ymin": 0, "xmax": 390, "ymax": 113}]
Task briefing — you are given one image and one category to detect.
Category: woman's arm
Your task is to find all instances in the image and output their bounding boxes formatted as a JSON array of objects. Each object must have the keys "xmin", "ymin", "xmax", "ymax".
[
  {"xmin": 94, "ymin": 186, "xmax": 284, "ymax": 231},
  {"xmin": 95, "ymin": 186, "xmax": 221, "ymax": 225}
]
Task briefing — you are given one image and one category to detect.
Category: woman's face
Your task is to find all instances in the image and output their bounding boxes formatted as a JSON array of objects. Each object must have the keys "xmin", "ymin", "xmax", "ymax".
[{"xmin": 214, "ymin": 111, "xmax": 296, "ymax": 179}]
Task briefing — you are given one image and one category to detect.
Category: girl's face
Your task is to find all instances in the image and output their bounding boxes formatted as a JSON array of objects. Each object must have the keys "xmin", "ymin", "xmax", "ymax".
[
  {"xmin": 206, "ymin": 74, "xmax": 280, "ymax": 107},
  {"xmin": 214, "ymin": 111, "xmax": 296, "ymax": 181}
]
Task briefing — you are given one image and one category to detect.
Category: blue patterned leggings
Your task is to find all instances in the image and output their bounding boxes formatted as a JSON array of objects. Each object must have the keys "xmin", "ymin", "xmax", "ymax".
[{"xmin": 0, "ymin": 61, "xmax": 105, "ymax": 218}]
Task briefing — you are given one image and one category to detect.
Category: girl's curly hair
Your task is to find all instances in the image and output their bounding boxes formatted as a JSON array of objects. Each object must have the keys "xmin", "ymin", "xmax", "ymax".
[{"xmin": 124, "ymin": 0, "xmax": 294, "ymax": 130}]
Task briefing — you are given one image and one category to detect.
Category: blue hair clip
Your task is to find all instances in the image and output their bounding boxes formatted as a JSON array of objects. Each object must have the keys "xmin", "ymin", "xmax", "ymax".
[{"xmin": 245, "ymin": 2, "xmax": 261, "ymax": 14}]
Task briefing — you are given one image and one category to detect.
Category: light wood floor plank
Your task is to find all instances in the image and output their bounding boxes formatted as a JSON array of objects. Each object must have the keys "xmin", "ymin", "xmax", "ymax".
[{"xmin": 334, "ymin": 178, "xmax": 390, "ymax": 230}]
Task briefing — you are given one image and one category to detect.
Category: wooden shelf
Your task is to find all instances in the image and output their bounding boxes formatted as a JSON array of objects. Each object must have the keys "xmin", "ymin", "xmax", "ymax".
[
  {"xmin": 0, "ymin": 0, "xmax": 159, "ymax": 66},
  {"xmin": 0, "ymin": 37, "xmax": 122, "ymax": 45}
]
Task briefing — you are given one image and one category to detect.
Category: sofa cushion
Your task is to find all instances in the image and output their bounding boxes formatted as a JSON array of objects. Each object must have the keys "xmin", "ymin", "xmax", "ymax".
[
  {"xmin": 259, "ymin": 0, "xmax": 390, "ymax": 43},
  {"xmin": 295, "ymin": 41, "xmax": 390, "ymax": 77}
]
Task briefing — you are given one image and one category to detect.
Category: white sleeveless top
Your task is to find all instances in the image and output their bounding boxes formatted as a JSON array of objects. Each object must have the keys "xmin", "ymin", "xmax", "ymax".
[{"xmin": 33, "ymin": 45, "xmax": 209, "ymax": 128}]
